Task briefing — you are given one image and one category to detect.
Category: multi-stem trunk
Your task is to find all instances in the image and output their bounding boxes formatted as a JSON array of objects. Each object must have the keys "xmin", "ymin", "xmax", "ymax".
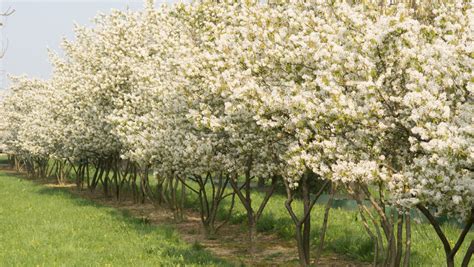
[
  {"xmin": 229, "ymin": 167, "xmax": 277, "ymax": 256},
  {"xmin": 360, "ymin": 184, "xmax": 404, "ymax": 266},
  {"xmin": 284, "ymin": 170, "xmax": 329, "ymax": 267},
  {"xmin": 178, "ymin": 172, "xmax": 235, "ymax": 238},
  {"xmin": 418, "ymin": 205, "xmax": 473, "ymax": 267}
]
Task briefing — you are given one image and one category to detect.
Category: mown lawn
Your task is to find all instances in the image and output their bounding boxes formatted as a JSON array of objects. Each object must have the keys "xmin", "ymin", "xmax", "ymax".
[{"xmin": 0, "ymin": 171, "xmax": 229, "ymax": 266}]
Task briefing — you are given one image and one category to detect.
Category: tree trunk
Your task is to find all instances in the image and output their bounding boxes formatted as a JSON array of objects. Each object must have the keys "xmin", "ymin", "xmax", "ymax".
[
  {"xmin": 395, "ymin": 213, "xmax": 404, "ymax": 266},
  {"xmin": 229, "ymin": 167, "xmax": 277, "ymax": 257},
  {"xmin": 302, "ymin": 175, "xmax": 311, "ymax": 265},
  {"xmin": 315, "ymin": 183, "xmax": 335, "ymax": 262},
  {"xmin": 461, "ymin": 240, "xmax": 473, "ymax": 267},
  {"xmin": 248, "ymin": 215, "xmax": 257, "ymax": 255},
  {"xmin": 403, "ymin": 212, "xmax": 411, "ymax": 267}
]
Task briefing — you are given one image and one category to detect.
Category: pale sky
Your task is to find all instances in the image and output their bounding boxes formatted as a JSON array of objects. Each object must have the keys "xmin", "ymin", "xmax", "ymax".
[{"xmin": 0, "ymin": 0, "xmax": 174, "ymax": 89}]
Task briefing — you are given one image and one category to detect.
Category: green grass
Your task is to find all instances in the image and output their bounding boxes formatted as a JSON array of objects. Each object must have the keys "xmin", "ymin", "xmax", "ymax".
[
  {"xmin": 0, "ymin": 171, "xmax": 230, "ymax": 266},
  {"xmin": 182, "ymin": 182, "xmax": 473, "ymax": 266},
  {"xmin": 257, "ymin": 195, "xmax": 470, "ymax": 266}
]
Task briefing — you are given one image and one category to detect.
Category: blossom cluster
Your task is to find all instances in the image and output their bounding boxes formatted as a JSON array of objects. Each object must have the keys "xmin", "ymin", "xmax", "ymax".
[{"xmin": 0, "ymin": 0, "xmax": 472, "ymax": 220}]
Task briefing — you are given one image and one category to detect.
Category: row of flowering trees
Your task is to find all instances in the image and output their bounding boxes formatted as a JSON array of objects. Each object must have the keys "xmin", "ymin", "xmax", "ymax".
[{"xmin": 0, "ymin": 1, "xmax": 472, "ymax": 266}]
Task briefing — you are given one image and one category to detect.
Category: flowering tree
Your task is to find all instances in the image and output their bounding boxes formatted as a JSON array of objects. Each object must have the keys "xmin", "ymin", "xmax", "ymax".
[
  {"xmin": 0, "ymin": 77, "xmax": 53, "ymax": 176},
  {"xmin": 307, "ymin": 2, "xmax": 473, "ymax": 266},
  {"xmin": 373, "ymin": 4, "xmax": 473, "ymax": 266},
  {"xmin": 180, "ymin": 2, "xmax": 284, "ymax": 249},
  {"xmin": 211, "ymin": 2, "xmax": 375, "ymax": 264}
]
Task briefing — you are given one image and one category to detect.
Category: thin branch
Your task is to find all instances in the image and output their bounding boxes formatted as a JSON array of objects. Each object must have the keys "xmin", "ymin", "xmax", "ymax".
[
  {"xmin": 417, "ymin": 204, "xmax": 451, "ymax": 254},
  {"xmin": 450, "ymin": 209, "xmax": 474, "ymax": 258},
  {"xmin": 175, "ymin": 175, "xmax": 200, "ymax": 195},
  {"xmin": 1, "ymin": 7, "xmax": 15, "ymax": 17}
]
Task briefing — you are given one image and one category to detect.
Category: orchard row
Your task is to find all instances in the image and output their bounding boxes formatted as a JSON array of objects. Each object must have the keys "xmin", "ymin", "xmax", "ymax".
[{"xmin": 0, "ymin": 1, "xmax": 472, "ymax": 266}]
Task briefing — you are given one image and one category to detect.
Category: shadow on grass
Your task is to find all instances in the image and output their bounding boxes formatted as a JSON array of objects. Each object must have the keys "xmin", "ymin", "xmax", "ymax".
[
  {"xmin": 34, "ymin": 185, "xmax": 232, "ymax": 266},
  {"xmin": 0, "ymin": 156, "xmax": 10, "ymax": 166}
]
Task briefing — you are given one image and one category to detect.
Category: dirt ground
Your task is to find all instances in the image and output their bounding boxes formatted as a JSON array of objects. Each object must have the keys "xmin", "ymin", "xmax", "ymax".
[{"xmin": 3, "ymin": 168, "xmax": 370, "ymax": 266}]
